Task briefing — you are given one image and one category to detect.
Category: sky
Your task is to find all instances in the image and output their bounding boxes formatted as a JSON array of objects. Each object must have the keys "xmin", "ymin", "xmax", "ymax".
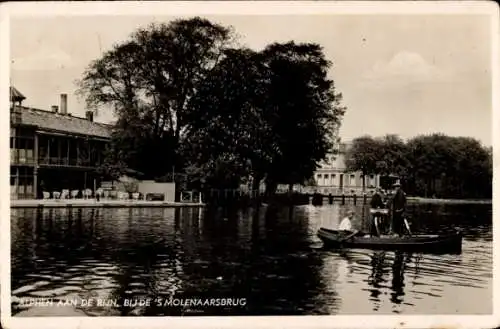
[{"xmin": 9, "ymin": 13, "xmax": 493, "ymax": 146}]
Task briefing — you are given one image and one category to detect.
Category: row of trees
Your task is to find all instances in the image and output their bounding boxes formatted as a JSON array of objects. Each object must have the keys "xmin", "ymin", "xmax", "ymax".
[
  {"xmin": 345, "ymin": 134, "xmax": 492, "ymax": 199},
  {"xmin": 77, "ymin": 17, "xmax": 346, "ymax": 195}
]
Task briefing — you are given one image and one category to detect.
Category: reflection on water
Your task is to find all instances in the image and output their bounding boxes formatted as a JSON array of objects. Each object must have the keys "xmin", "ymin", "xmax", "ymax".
[{"xmin": 11, "ymin": 202, "xmax": 492, "ymax": 316}]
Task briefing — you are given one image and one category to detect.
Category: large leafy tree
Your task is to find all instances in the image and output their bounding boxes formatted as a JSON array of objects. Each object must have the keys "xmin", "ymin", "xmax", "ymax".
[
  {"xmin": 446, "ymin": 137, "xmax": 491, "ymax": 198},
  {"xmin": 406, "ymin": 134, "xmax": 457, "ymax": 197},
  {"xmin": 180, "ymin": 42, "xmax": 346, "ymax": 194},
  {"xmin": 181, "ymin": 48, "xmax": 275, "ymax": 189},
  {"xmin": 260, "ymin": 42, "xmax": 346, "ymax": 194},
  {"xmin": 376, "ymin": 134, "xmax": 408, "ymax": 178},
  {"xmin": 77, "ymin": 17, "xmax": 235, "ymax": 179},
  {"xmin": 346, "ymin": 133, "xmax": 491, "ymax": 198},
  {"xmin": 344, "ymin": 135, "xmax": 380, "ymax": 191}
]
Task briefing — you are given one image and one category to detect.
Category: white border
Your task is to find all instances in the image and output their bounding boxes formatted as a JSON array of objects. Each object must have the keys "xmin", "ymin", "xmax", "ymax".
[
  {"xmin": 0, "ymin": 2, "xmax": 11, "ymax": 324},
  {"xmin": 1, "ymin": 1, "xmax": 499, "ymax": 329}
]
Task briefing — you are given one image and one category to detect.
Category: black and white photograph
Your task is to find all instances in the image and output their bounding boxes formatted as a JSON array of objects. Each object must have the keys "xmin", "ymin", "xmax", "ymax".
[{"xmin": 2, "ymin": 1, "xmax": 498, "ymax": 329}]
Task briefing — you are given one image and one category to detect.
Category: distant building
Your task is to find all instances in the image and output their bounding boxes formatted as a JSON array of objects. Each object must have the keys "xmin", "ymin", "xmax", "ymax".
[
  {"xmin": 312, "ymin": 142, "xmax": 381, "ymax": 194},
  {"xmin": 10, "ymin": 87, "xmax": 111, "ymax": 199}
]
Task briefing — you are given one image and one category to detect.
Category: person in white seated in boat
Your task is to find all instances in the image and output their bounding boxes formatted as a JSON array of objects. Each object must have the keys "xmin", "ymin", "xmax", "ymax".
[{"xmin": 339, "ymin": 209, "xmax": 356, "ymax": 231}]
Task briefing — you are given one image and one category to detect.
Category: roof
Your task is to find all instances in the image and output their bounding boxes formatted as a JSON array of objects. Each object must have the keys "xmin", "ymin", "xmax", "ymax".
[
  {"xmin": 14, "ymin": 106, "xmax": 111, "ymax": 139},
  {"xmin": 10, "ymin": 87, "xmax": 26, "ymax": 102}
]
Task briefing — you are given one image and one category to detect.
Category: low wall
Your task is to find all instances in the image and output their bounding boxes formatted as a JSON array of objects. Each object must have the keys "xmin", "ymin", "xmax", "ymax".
[{"xmin": 137, "ymin": 181, "xmax": 176, "ymax": 202}]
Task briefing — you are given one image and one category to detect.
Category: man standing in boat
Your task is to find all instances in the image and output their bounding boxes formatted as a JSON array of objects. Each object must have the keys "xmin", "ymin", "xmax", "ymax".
[
  {"xmin": 370, "ymin": 187, "xmax": 386, "ymax": 236},
  {"xmin": 391, "ymin": 181, "xmax": 407, "ymax": 236}
]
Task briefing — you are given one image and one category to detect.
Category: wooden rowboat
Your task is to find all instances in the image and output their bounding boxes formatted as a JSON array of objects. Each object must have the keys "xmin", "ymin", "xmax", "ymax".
[{"xmin": 317, "ymin": 227, "xmax": 462, "ymax": 254}]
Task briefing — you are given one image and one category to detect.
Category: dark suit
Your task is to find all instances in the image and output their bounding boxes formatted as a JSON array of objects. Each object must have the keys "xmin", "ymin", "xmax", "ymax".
[{"xmin": 392, "ymin": 189, "xmax": 407, "ymax": 235}]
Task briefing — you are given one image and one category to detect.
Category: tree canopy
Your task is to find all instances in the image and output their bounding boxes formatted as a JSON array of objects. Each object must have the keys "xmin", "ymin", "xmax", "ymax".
[
  {"xmin": 345, "ymin": 133, "xmax": 491, "ymax": 198},
  {"xmin": 77, "ymin": 18, "xmax": 346, "ymax": 192},
  {"xmin": 260, "ymin": 42, "xmax": 345, "ymax": 194},
  {"xmin": 77, "ymin": 17, "xmax": 235, "ymax": 180}
]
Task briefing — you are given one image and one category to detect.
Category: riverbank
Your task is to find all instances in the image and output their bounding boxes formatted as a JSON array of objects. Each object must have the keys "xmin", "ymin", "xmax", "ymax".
[
  {"xmin": 407, "ymin": 197, "xmax": 492, "ymax": 205},
  {"xmin": 11, "ymin": 199, "xmax": 206, "ymax": 208}
]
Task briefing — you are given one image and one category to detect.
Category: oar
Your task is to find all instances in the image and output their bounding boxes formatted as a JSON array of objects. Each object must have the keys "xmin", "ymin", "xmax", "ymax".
[
  {"xmin": 403, "ymin": 217, "xmax": 412, "ymax": 236},
  {"xmin": 374, "ymin": 217, "xmax": 381, "ymax": 237},
  {"xmin": 339, "ymin": 230, "xmax": 359, "ymax": 243}
]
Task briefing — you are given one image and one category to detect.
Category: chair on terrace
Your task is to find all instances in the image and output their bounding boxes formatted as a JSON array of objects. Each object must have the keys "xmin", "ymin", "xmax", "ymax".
[
  {"xmin": 70, "ymin": 190, "xmax": 79, "ymax": 199},
  {"xmin": 84, "ymin": 189, "xmax": 92, "ymax": 199},
  {"xmin": 61, "ymin": 189, "xmax": 70, "ymax": 199}
]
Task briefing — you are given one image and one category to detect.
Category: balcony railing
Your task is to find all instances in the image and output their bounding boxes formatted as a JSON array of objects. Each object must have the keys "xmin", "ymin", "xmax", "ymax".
[
  {"xmin": 38, "ymin": 157, "xmax": 98, "ymax": 168},
  {"xmin": 10, "ymin": 148, "xmax": 102, "ymax": 168},
  {"xmin": 10, "ymin": 149, "xmax": 35, "ymax": 165}
]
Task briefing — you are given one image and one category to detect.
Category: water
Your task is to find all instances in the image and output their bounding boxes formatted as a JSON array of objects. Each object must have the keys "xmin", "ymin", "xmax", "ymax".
[{"xmin": 11, "ymin": 202, "xmax": 492, "ymax": 316}]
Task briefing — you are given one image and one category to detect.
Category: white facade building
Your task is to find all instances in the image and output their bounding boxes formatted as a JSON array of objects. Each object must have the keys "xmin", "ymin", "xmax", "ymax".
[{"xmin": 311, "ymin": 142, "xmax": 381, "ymax": 195}]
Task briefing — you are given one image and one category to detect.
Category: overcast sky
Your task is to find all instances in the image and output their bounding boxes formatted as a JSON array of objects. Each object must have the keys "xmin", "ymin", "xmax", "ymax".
[{"xmin": 10, "ymin": 13, "xmax": 493, "ymax": 146}]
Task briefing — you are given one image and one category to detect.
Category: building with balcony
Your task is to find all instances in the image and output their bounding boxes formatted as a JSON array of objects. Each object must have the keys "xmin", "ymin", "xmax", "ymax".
[
  {"xmin": 10, "ymin": 87, "xmax": 111, "ymax": 199},
  {"xmin": 312, "ymin": 142, "xmax": 382, "ymax": 195}
]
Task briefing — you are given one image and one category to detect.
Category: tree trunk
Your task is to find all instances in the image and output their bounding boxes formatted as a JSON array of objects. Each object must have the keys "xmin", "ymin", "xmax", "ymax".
[
  {"xmin": 265, "ymin": 180, "xmax": 278, "ymax": 197},
  {"xmin": 251, "ymin": 175, "xmax": 261, "ymax": 193},
  {"xmin": 288, "ymin": 183, "xmax": 294, "ymax": 194}
]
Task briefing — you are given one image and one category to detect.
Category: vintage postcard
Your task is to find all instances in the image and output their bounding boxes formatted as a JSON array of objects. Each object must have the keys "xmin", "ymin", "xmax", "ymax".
[{"xmin": 1, "ymin": 1, "xmax": 498, "ymax": 329}]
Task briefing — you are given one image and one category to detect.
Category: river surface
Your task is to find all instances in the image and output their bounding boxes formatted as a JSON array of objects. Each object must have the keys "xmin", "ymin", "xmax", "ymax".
[{"xmin": 11, "ymin": 202, "xmax": 492, "ymax": 316}]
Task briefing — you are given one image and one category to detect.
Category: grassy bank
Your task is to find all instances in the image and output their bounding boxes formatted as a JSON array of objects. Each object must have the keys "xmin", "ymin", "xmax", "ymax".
[{"xmin": 407, "ymin": 197, "xmax": 492, "ymax": 205}]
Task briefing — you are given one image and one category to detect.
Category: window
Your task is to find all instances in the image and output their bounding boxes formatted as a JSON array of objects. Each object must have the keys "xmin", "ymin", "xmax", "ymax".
[
  {"xmin": 25, "ymin": 138, "xmax": 34, "ymax": 150},
  {"xmin": 10, "ymin": 148, "xmax": 17, "ymax": 163},
  {"xmin": 49, "ymin": 137, "xmax": 58, "ymax": 157},
  {"xmin": 331, "ymin": 174, "xmax": 336, "ymax": 185},
  {"xmin": 18, "ymin": 148, "xmax": 27, "ymax": 163},
  {"xmin": 19, "ymin": 167, "xmax": 33, "ymax": 177},
  {"xmin": 39, "ymin": 145, "xmax": 47, "ymax": 159},
  {"xmin": 350, "ymin": 174, "xmax": 355, "ymax": 186}
]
